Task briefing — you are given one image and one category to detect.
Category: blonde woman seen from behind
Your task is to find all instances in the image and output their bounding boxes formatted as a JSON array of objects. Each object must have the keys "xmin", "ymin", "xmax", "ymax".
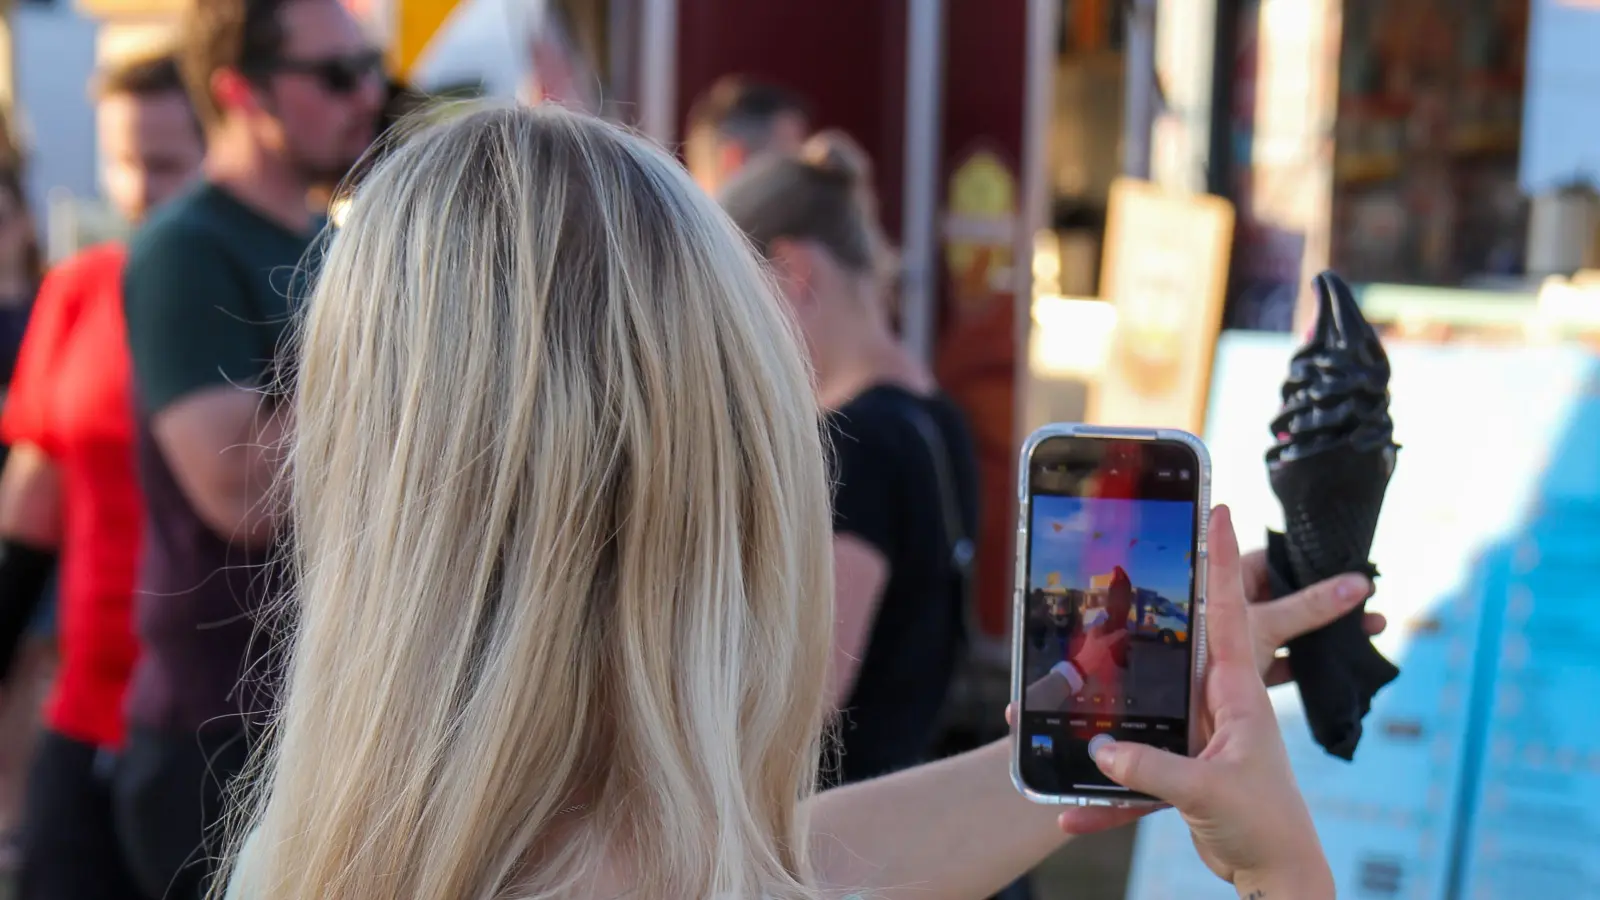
[
  {"xmin": 224, "ymin": 105, "xmax": 1358, "ymax": 900},
  {"xmin": 234, "ymin": 101, "xmax": 834, "ymax": 900}
]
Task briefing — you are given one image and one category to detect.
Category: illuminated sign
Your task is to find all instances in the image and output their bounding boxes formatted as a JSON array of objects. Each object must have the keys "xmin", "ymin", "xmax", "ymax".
[
  {"xmin": 77, "ymin": 0, "xmax": 382, "ymax": 20},
  {"xmin": 76, "ymin": 0, "xmax": 185, "ymax": 15}
]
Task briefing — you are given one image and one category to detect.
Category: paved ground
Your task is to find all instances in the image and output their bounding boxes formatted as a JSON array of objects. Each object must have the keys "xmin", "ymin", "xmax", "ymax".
[
  {"xmin": 1022, "ymin": 629, "xmax": 1192, "ymax": 722},
  {"xmin": 1034, "ymin": 823, "xmax": 1137, "ymax": 900},
  {"xmin": 1111, "ymin": 638, "xmax": 1191, "ymax": 720}
]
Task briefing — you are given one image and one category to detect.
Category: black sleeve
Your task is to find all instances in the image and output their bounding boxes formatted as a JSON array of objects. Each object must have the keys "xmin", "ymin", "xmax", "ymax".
[
  {"xmin": 0, "ymin": 539, "xmax": 56, "ymax": 682},
  {"xmin": 829, "ymin": 416, "xmax": 900, "ymax": 559}
]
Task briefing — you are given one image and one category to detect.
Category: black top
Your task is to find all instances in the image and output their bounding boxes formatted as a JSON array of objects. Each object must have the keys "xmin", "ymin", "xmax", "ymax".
[
  {"xmin": 122, "ymin": 182, "xmax": 318, "ymax": 732},
  {"xmin": 0, "ymin": 297, "xmax": 33, "ymax": 387},
  {"xmin": 824, "ymin": 384, "xmax": 980, "ymax": 784}
]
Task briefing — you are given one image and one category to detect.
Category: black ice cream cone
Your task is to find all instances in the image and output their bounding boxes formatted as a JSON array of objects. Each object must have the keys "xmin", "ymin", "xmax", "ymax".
[{"xmin": 1264, "ymin": 271, "xmax": 1400, "ymax": 761}]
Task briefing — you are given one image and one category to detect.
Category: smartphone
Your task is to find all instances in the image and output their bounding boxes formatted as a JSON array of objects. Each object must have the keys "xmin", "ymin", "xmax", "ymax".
[{"xmin": 1010, "ymin": 424, "xmax": 1210, "ymax": 807}]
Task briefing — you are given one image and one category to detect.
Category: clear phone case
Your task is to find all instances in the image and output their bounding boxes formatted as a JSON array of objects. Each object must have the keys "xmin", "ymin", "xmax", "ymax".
[{"xmin": 1009, "ymin": 423, "xmax": 1212, "ymax": 808}]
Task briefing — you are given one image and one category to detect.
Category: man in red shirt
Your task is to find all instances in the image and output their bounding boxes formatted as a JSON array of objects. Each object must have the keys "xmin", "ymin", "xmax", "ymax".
[{"xmin": 0, "ymin": 50, "xmax": 201, "ymax": 900}]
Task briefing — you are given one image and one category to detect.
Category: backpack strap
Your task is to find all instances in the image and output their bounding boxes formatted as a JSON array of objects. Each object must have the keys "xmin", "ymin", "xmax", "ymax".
[
  {"xmin": 898, "ymin": 398, "xmax": 1010, "ymax": 749},
  {"xmin": 899, "ymin": 401, "xmax": 976, "ymax": 643}
]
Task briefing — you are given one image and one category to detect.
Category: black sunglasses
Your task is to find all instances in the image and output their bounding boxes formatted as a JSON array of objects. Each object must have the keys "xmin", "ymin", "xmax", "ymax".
[{"xmin": 258, "ymin": 49, "xmax": 385, "ymax": 94}]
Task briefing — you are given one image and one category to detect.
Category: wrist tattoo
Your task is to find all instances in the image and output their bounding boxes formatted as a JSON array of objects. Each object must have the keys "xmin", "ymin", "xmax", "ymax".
[{"xmin": 1243, "ymin": 892, "xmax": 1267, "ymax": 899}]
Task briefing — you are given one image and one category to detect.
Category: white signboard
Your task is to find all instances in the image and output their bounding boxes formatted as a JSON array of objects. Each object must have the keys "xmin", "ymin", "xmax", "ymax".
[{"xmin": 1127, "ymin": 333, "xmax": 1600, "ymax": 900}]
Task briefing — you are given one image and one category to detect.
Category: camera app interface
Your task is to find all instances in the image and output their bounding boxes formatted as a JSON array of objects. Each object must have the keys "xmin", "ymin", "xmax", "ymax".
[{"xmin": 1018, "ymin": 438, "xmax": 1200, "ymax": 799}]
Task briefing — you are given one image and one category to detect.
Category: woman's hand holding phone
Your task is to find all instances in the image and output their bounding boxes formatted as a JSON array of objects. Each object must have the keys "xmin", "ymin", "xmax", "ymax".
[{"xmin": 1082, "ymin": 506, "xmax": 1335, "ymax": 899}]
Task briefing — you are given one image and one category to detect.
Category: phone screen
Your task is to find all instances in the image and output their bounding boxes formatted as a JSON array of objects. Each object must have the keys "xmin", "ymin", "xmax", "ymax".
[{"xmin": 1017, "ymin": 436, "xmax": 1202, "ymax": 802}]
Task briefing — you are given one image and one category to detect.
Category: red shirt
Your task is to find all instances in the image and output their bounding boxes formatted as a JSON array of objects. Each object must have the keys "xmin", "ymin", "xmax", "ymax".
[{"xmin": 2, "ymin": 243, "xmax": 142, "ymax": 748}]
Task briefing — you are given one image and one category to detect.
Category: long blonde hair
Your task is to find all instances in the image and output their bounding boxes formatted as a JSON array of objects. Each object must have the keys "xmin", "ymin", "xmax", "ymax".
[{"xmin": 231, "ymin": 104, "xmax": 835, "ymax": 900}]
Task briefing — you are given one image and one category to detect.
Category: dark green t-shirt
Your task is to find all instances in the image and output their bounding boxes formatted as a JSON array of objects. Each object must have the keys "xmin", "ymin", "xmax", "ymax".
[{"xmin": 122, "ymin": 181, "xmax": 320, "ymax": 732}]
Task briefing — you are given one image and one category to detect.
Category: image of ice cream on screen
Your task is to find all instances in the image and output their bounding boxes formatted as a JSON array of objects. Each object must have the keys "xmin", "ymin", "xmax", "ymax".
[{"xmin": 1023, "ymin": 496, "xmax": 1196, "ymax": 720}]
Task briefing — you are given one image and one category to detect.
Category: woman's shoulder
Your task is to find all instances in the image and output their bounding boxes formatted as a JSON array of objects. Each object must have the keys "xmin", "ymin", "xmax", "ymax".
[
  {"xmin": 834, "ymin": 385, "xmax": 973, "ymax": 457},
  {"xmin": 221, "ymin": 838, "xmax": 868, "ymax": 900},
  {"xmin": 831, "ymin": 384, "xmax": 948, "ymax": 436}
]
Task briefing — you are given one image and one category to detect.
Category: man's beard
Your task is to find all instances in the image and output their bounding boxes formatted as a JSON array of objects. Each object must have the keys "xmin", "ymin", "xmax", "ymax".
[
  {"xmin": 262, "ymin": 98, "xmax": 368, "ymax": 194},
  {"xmin": 288, "ymin": 144, "xmax": 367, "ymax": 198},
  {"xmin": 296, "ymin": 158, "xmax": 360, "ymax": 197}
]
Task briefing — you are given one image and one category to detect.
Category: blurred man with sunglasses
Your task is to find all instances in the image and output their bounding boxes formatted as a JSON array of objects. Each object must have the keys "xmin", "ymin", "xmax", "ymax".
[{"xmin": 115, "ymin": 2, "xmax": 383, "ymax": 898}]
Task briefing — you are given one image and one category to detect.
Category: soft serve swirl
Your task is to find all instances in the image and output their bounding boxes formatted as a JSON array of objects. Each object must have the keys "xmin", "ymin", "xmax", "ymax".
[{"xmin": 1267, "ymin": 272, "xmax": 1396, "ymax": 464}]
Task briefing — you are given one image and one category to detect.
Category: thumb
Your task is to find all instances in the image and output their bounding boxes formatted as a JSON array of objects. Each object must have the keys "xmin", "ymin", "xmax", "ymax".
[{"xmin": 1093, "ymin": 738, "xmax": 1203, "ymax": 807}]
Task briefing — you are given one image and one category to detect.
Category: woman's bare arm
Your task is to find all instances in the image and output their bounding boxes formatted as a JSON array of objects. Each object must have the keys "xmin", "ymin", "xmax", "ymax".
[{"xmin": 806, "ymin": 739, "xmax": 1137, "ymax": 900}]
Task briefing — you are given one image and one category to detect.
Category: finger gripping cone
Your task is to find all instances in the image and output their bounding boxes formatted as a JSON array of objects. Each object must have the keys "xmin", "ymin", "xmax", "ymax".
[{"xmin": 1265, "ymin": 271, "xmax": 1401, "ymax": 760}]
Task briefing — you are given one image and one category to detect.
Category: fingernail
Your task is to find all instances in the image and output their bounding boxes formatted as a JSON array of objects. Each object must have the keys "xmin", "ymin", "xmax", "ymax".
[
  {"xmin": 1092, "ymin": 740, "xmax": 1119, "ymax": 769},
  {"xmin": 1337, "ymin": 575, "xmax": 1371, "ymax": 602}
]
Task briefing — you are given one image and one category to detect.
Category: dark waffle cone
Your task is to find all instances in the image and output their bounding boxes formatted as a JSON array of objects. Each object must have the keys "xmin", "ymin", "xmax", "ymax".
[
  {"xmin": 1270, "ymin": 444, "xmax": 1393, "ymax": 589},
  {"xmin": 1268, "ymin": 444, "xmax": 1401, "ymax": 760}
]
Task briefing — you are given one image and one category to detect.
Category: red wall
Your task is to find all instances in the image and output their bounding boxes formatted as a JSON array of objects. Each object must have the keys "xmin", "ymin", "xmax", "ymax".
[
  {"xmin": 932, "ymin": 0, "xmax": 1028, "ymax": 639},
  {"xmin": 676, "ymin": 0, "xmax": 1032, "ymax": 641},
  {"xmin": 674, "ymin": 0, "xmax": 909, "ymax": 240}
]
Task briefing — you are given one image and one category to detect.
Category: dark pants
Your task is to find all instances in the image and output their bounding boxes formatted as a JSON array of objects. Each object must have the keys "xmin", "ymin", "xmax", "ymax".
[
  {"xmin": 19, "ymin": 729, "xmax": 145, "ymax": 900},
  {"xmin": 112, "ymin": 724, "xmax": 251, "ymax": 900}
]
